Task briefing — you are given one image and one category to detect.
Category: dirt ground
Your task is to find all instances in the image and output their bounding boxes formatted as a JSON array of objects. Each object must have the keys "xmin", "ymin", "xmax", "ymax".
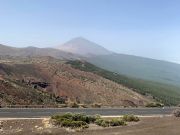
[{"xmin": 0, "ymin": 116, "xmax": 180, "ymax": 135}]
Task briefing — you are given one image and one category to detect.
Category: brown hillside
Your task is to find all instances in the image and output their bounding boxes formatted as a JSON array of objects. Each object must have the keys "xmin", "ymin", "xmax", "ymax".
[{"xmin": 0, "ymin": 56, "xmax": 152, "ymax": 107}]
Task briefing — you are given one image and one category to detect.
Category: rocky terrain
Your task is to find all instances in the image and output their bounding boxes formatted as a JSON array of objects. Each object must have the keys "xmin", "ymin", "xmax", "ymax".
[
  {"xmin": 0, "ymin": 116, "xmax": 179, "ymax": 135},
  {"xmin": 0, "ymin": 56, "xmax": 152, "ymax": 107}
]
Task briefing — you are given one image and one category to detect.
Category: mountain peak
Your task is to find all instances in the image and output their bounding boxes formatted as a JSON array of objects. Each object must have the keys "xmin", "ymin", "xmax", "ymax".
[
  {"xmin": 71, "ymin": 36, "xmax": 88, "ymax": 41},
  {"xmin": 57, "ymin": 37, "xmax": 112, "ymax": 57}
]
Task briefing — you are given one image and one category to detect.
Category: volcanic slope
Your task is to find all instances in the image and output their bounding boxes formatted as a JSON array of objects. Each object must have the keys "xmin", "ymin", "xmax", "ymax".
[{"xmin": 0, "ymin": 56, "xmax": 151, "ymax": 107}]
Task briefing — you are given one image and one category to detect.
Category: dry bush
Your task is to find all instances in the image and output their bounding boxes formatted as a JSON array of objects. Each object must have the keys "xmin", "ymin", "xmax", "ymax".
[
  {"xmin": 91, "ymin": 103, "xmax": 102, "ymax": 108},
  {"xmin": 122, "ymin": 114, "xmax": 140, "ymax": 122},
  {"xmin": 172, "ymin": 109, "xmax": 180, "ymax": 117}
]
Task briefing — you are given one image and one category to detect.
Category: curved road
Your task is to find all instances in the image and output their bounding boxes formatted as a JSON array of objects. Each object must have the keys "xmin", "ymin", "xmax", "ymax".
[{"xmin": 0, "ymin": 107, "xmax": 177, "ymax": 118}]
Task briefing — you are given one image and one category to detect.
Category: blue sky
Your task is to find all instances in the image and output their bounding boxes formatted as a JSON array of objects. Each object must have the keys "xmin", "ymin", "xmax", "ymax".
[{"xmin": 0, "ymin": 0, "xmax": 180, "ymax": 63}]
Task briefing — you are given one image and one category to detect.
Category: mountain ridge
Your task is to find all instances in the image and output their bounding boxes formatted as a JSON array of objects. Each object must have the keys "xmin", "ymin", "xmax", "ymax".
[
  {"xmin": 1, "ymin": 37, "xmax": 180, "ymax": 87},
  {"xmin": 1, "ymin": 39, "xmax": 180, "ymax": 105},
  {"xmin": 0, "ymin": 43, "xmax": 81, "ymax": 60}
]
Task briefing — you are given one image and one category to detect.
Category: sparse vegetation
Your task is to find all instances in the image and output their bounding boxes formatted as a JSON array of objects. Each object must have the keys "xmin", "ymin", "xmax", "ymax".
[
  {"xmin": 61, "ymin": 120, "xmax": 88, "ymax": 128},
  {"xmin": 0, "ymin": 78, "xmax": 58, "ymax": 107},
  {"xmin": 145, "ymin": 102, "xmax": 164, "ymax": 108},
  {"xmin": 91, "ymin": 103, "xmax": 102, "ymax": 108},
  {"xmin": 122, "ymin": 114, "xmax": 140, "ymax": 122},
  {"xmin": 51, "ymin": 113, "xmax": 138, "ymax": 129},
  {"xmin": 95, "ymin": 118, "xmax": 126, "ymax": 127},
  {"xmin": 95, "ymin": 119, "xmax": 110, "ymax": 127},
  {"xmin": 110, "ymin": 119, "xmax": 127, "ymax": 126},
  {"xmin": 51, "ymin": 113, "xmax": 96, "ymax": 129},
  {"xmin": 67, "ymin": 60, "xmax": 180, "ymax": 106},
  {"xmin": 1, "ymin": 116, "xmax": 179, "ymax": 135},
  {"xmin": 0, "ymin": 57, "xmax": 150, "ymax": 107}
]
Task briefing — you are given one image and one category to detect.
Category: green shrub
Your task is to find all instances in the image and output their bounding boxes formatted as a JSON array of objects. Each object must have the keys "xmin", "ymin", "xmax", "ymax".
[
  {"xmin": 51, "ymin": 113, "xmax": 73, "ymax": 126},
  {"xmin": 72, "ymin": 113, "xmax": 96, "ymax": 124},
  {"xmin": 145, "ymin": 102, "xmax": 164, "ymax": 108},
  {"xmin": 122, "ymin": 115, "xmax": 140, "ymax": 122},
  {"xmin": 72, "ymin": 113, "xmax": 85, "ymax": 121},
  {"xmin": 101, "ymin": 120, "xmax": 110, "ymax": 127},
  {"xmin": 95, "ymin": 119, "xmax": 109, "ymax": 127},
  {"xmin": 95, "ymin": 119, "xmax": 104, "ymax": 126},
  {"xmin": 52, "ymin": 113, "xmax": 129, "ymax": 129},
  {"xmin": 51, "ymin": 113, "xmax": 73, "ymax": 120},
  {"xmin": 110, "ymin": 119, "xmax": 126, "ymax": 126},
  {"xmin": 95, "ymin": 118, "xmax": 126, "ymax": 127},
  {"xmin": 60, "ymin": 119, "xmax": 72, "ymax": 127},
  {"xmin": 61, "ymin": 120, "xmax": 88, "ymax": 128},
  {"xmin": 94, "ymin": 114, "xmax": 101, "ymax": 119},
  {"xmin": 54, "ymin": 118, "xmax": 68, "ymax": 125},
  {"xmin": 51, "ymin": 113, "xmax": 96, "ymax": 128},
  {"xmin": 86, "ymin": 115, "xmax": 97, "ymax": 123}
]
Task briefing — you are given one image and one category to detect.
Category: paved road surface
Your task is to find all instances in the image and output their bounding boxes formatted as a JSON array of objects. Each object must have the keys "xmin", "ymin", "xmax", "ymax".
[{"xmin": 0, "ymin": 107, "xmax": 177, "ymax": 118}]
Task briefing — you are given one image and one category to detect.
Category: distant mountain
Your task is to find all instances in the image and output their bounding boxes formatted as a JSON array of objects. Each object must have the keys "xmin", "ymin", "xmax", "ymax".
[
  {"xmin": 56, "ymin": 37, "xmax": 180, "ymax": 87},
  {"xmin": 86, "ymin": 53, "xmax": 180, "ymax": 87},
  {"xmin": 0, "ymin": 44, "xmax": 80, "ymax": 60},
  {"xmin": 57, "ymin": 37, "xmax": 112, "ymax": 57},
  {"xmin": 1, "ymin": 37, "xmax": 180, "ymax": 89}
]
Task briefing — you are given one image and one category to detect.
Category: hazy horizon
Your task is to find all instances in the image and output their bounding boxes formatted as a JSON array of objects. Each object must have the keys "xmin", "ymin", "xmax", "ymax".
[{"xmin": 0, "ymin": 0, "xmax": 180, "ymax": 64}]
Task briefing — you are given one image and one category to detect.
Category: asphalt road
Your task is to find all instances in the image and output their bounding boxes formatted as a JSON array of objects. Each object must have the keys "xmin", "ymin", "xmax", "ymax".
[{"xmin": 0, "ymin": 107, "xmax": 177, "ymax": 118}]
